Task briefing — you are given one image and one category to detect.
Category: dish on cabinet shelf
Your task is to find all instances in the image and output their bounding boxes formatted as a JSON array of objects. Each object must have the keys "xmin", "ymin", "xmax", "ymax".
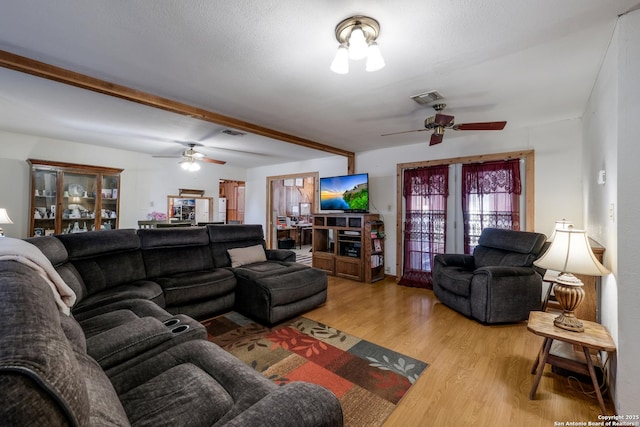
[{"xmin": 68, "ymin": 183, "xmax": 84, "ymax": 197}]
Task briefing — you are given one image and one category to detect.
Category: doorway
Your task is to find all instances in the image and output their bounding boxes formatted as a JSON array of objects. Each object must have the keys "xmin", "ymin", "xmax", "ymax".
[
  {"xmin": 266, "ymin": 172, "xmax": 318, "ymax": 249},
  {"xmin": 219, "ymin": 180, "xmax": 245, "ymax": 224}
]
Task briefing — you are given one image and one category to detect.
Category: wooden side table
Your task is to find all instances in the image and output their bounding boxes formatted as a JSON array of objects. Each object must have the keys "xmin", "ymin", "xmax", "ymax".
[{"xmin": 527, "ymin": 311, "xmax": 616, "ymax": 414}]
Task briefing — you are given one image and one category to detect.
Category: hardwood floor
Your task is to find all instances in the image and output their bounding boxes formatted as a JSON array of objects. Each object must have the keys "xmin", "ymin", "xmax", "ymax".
[{"xmin": 304, "ymin": 276, "xmax": 615, "ymax": 427}]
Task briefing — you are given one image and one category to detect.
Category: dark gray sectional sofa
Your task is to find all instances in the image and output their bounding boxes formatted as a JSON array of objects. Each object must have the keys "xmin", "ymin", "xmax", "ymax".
[{"xmin": 0, "ymin": 224, "xmax": 341, "ymax": 426}]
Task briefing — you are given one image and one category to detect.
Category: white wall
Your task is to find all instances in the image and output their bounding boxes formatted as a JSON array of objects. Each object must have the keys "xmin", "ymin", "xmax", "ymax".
[
  {"xmin": 582, "ymin": 3, "xmax": 620, "ymax": 392},
  {"xmin": 583, "ymin": 11, "xmax": 640, "ymax": 414},
  {"xmin": 615, "ymin": 11, "xmax": 640, "ymax": 414},
  {"xmin": 353, "ymin": 120, "xmax": 584, "ymax": 275},
  {"xmin": 242, "ymin": 121, "xmax": 584, "ymax": 276},
  {"xmin": 583, "ymin": 9, "xmax": 640, "ymax": 414},
  {"xmin": 0, "ymin": 130, "xmax": 246, "ymax": 237}
]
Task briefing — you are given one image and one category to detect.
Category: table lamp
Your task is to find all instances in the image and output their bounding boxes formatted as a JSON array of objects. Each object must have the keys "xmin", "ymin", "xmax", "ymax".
[
  {"xmin": 547, "ymin": 219, "xmax": 573, "ymax": 242},
  {"xmin": 534, "ymin": 227, "xmax": 610, "ymax": 332},
  {"xmin": 0, "ymin": 208, "xmax": 14, "ymax": 237}
]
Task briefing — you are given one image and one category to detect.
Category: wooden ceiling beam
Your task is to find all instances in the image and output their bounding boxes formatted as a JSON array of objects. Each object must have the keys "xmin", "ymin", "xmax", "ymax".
[{"xmin": 0, "ymin": 50, "xmax": 355, "ymax": 171}]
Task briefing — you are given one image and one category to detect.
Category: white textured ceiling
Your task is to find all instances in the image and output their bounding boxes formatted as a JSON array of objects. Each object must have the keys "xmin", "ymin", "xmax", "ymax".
[{"xmin": 0, "ymin": 1, "xmax": 638, "ymax": 168}]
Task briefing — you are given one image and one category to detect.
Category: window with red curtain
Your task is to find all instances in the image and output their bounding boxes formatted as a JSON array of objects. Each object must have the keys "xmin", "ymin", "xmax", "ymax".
[
  {"xmin": 398, "ymin": 165, "xmax": 449, "ymax": 289},
  {"xmin": 462, "ymin": 159, "xmax": 521, "ymax": 254}
]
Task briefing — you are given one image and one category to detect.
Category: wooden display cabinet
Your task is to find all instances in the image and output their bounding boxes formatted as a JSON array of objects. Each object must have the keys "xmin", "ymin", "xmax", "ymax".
[
  {"xmin": 312, "ymin": 213, "xmax": 385, "ymax": 283},
  {"xmin": 28, "ymin": 159, "xmax": 123, "ymax": 237}
]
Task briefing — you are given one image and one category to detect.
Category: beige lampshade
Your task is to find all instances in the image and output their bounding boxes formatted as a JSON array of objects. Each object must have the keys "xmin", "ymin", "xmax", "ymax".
[
  {"xmin": 546, "ymin": 219, "xmax": 573, "ymax": 242},
  {"xmin": 0, "ymin": 208, "xmax": 14, "ymax": 224},
  {"xmin": 534, "ymin": 228, "xmax": 610, "ymax": 276}
]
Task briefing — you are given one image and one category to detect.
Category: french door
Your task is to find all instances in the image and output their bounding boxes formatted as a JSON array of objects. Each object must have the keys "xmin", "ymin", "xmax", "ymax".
[{"xmin": 397, "ymin": 151, "xmax": 533, "ymax": 288}]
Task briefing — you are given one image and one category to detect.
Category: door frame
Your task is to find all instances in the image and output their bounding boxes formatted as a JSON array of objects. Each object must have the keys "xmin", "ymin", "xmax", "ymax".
[
  {"xmin": 266, "ymin": 172, "xmax": 319, "ymax": 248},
  {"xmin": 395, "ymin": 149, "xmax": 535, "ymax": 280}
]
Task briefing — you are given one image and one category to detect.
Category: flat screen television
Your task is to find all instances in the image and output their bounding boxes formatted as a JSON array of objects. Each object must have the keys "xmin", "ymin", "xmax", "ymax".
[{"xmin": 319, "ymin": 173, "xmax": 369, "ymax": 212}]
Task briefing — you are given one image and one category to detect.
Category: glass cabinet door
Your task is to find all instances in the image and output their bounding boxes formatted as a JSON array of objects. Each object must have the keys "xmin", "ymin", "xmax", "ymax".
[
  {"xmin": 100, "ymin": 174, "xmax": 119, "ymax": 230},
  {"xmin": 61, "ymin": 172, "xmax": 97, "ymax": 234},
  {"xmin": 32, "ymin": 168, "xmax": 58, "ymax": 236}
]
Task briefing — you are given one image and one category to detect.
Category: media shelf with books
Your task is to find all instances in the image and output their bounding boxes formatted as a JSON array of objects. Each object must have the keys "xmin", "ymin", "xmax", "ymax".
[{"xmin": 312, "ymin": 213, "xmax": 384, "ymax": 283}]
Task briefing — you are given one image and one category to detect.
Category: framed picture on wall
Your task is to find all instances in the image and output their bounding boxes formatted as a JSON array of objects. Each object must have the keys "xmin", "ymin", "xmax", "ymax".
[{"xmin": 300, "ymin": 202, "xmax": 311, "ymax": 216}]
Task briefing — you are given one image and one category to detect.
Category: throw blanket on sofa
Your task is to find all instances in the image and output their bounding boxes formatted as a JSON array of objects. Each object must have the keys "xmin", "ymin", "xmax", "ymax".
[{"xmin": 0, "ymin": 237, "xmax": 76, "ymax": 315}]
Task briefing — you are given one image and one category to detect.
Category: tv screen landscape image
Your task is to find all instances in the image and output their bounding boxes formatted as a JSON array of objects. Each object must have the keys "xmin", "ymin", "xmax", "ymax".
[{"xmin": 320, "ymin": 173, "xmax": 369, "ymax": 212}]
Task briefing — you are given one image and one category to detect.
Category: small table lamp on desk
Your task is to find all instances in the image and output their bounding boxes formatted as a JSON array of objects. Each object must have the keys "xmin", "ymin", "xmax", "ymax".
[
  {"xmin": 0, "ymin": 208, "xmax": 13, "ymax": 237},
  {"xmin": 534, "ymin": 227, "xmax": 610, "ymax": 332}
]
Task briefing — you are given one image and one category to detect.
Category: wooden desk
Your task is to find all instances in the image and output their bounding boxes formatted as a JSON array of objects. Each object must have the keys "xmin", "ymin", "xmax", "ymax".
[
  {"xmin": 277, "ymin": 225, "xmax": 312, "ymax": 248},
  {"xmin": 528, "ymin": 311, "xmax": 616, "ymax": 414},
  {"xmin": 294, "ymin": 224, "xmax": 312, "ymax": 248}
]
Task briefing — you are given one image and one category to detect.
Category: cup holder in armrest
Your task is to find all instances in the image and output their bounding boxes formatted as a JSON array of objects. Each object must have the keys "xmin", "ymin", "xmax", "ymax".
[
  {"xmin": 163, "ymin": 318, "xmax": 181, "ymax": 327},
  {"xmin": 165, "ymin": 314, "xmax": 207, "ymax": 340},
  {"xmin": 170, "ymin": 324, "xmax": 190, "ymax": 335}
]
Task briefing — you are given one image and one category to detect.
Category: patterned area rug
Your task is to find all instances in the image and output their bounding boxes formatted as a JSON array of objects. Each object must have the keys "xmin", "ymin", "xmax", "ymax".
[{"xmin": 202, "ymin": 312, "xmax": 428, "ymax": 426}]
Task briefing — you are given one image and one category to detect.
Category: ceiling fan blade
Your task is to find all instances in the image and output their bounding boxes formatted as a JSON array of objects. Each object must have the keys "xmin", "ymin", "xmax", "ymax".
[
  {"xmin": 381, "ymin": 129, "xmax": 429, "ymax": 137},
  {"xmin": 429, "ymin": 133, "xmax": 444, "ymax": 146},
  {"xmin": 152, "ymin": 155, "xmax": 182, "ymax": 159},
  {"xmin": 454, "ymin": 121, "xmax": 507, "ymax": 131},
  {"xmin": 201, "ymin": 157, "xmax": 227, "ymax": 165},
  {"xmin": 434, "ymin": 113, "xmax": 455, "ymax": 127}
]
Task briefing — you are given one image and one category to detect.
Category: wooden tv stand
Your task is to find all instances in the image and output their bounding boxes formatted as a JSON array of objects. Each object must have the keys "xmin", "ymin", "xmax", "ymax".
[{"xmin": 312, "ymin": 213, "xmax": 384, "ymax": 283}]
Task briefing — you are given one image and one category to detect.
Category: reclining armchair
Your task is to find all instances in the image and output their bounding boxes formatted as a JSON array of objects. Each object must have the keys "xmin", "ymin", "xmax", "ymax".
[{"xmin": 432, "ymin": 228, "xmax": 547, "ymax": 324}]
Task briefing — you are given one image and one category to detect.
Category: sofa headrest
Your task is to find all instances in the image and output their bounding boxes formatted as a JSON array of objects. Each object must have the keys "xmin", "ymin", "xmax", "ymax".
[
  {"xmin": 23, "ymin": 236, "xmax": 88, "ymax": 304},
  {"xmin": 138, "ymin": 227, "xmax": 210, "ymax": 249},
  {"xmin": 207, "ymin": 224, "xmax": 264, "ymax": 244},
  {"xmin": 477, "ymin": 228, "xmax": 546, "ymax": 255},
  {"xmin": 24, "ymin": 236, "xmax": 69, "ymax": 266},
  {"xmin": 56, "ymin": 229, "xmax": 140, "ymax": 259}
]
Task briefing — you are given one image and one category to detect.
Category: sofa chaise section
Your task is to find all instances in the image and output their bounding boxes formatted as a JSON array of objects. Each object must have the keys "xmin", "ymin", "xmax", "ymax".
[{"xmin": 207, "ymin": 224, "xmax": 329, "ymax": 324}]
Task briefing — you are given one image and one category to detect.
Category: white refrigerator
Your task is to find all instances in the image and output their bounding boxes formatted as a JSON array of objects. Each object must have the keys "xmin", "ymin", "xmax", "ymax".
[
  {"xmin": 218, "ymin": 197, "xmax": 227, "ymax": 223},
  {"xmin": 194, "ymin": 198, "xmax": 210, "ymax": 224}
]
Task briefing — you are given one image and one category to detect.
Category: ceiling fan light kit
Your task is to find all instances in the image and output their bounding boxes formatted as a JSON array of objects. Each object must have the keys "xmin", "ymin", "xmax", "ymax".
[
  {"xmin": 153, "ymin": 142, "xmax": 226, "ymax": 170},
  {"xmin": 330, "ymin": 16, "xmax": 385, "ymax": 74},
  {"xmin": 180, "ymin": 156, "xmax": 201, "ymax": 171}
]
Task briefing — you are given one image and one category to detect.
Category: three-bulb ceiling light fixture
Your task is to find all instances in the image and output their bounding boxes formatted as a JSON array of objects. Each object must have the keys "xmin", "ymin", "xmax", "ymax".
[
  {"xmin": 178, "ymin": 145, "xmax": 204, "ymax": 171},
  {"xmin": 179, "ymin": 156, "xmax": 201, "ymax": 172},
  {"xmin": 330, "ymin": 16, "xmax": 385, "ymax": 74}
]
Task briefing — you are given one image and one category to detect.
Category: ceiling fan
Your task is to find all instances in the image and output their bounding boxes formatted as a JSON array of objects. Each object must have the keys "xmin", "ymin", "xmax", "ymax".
[
  {"xmin": 381, "ymin": 103, "xmax": 507, "ymax": 146},
  {"xmin": 153, "ymin": 142, "xmax": 226, "ymax": 169}
]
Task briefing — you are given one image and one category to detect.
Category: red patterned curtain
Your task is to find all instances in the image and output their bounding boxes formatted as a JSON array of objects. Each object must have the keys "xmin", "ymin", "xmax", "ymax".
[
  {"xmin": 462, "ymin": 159, "xmax": 521, "ymax": 254},
  {"xmin": 399, "ymin": 165, "xmax": 449, "ymax": 289}
]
